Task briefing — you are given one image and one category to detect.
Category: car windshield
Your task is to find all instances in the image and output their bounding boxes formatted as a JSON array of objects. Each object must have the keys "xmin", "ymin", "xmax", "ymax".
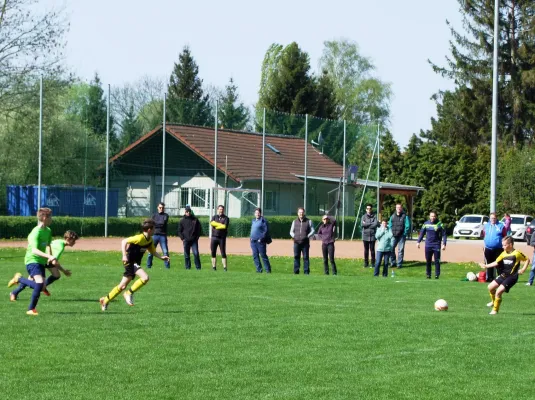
[
  {"xmin": 460, "ymin": 216, "xmax": 481, "ymax": 223},
  {"xmin": 509, "ymin": 217, "xmax": 525, "ymax": 225}
]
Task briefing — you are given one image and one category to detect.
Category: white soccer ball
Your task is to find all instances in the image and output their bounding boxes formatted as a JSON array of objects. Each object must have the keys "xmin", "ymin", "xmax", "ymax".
[
  {"xmin": 434, "ymin": 299, "xmax": 448, "ymax": 311},
  {"xmin": 466, "ymin": 272, "xmax": 477, "ymax": 282}
]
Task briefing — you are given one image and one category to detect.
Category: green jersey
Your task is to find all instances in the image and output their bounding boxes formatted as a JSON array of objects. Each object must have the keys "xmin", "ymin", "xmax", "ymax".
[
  {"xmin": 24, "ymin": 226, "xmax": 52, "ymax": 265},
  {"xmin": 50, "ymin": 239, "xmax": 66, "ymax": 261}
]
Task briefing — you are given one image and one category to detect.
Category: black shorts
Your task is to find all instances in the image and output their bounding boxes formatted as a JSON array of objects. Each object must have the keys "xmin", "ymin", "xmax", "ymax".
[
  {"xmin": 123, "ymin": 263, "xmax": 141, "ymax": 278},
  {"xmin": 495, "ymin": 274, "xmax": 518, "ymax": 293},
  {"xmin": 210, "ymin": 237, "xmax": 227, "ymax": 258}
]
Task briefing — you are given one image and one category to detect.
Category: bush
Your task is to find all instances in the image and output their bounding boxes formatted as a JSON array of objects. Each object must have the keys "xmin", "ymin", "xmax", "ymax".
[{"xmin": 0, "ymin": 216, "xmax": 360, "ymax": 240}]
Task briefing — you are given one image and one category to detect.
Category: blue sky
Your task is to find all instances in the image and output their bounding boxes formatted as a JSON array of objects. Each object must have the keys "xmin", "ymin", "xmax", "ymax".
[{"xmin": 41, "ymin": 0, "xmax": 463, "ymax": 148}]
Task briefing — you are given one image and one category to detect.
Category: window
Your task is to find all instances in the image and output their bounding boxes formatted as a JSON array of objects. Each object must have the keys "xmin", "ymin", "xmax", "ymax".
[
  {"xmin": 180, "ymin": 188, "xmax": 189, "ymax": 208},
  {"xmin": 192, "ymin": 189, "xmax": 207, "ymax": 208},
  {"xmin": 264, "ymin": 191, "xmax": 277, "ymax": 211}
]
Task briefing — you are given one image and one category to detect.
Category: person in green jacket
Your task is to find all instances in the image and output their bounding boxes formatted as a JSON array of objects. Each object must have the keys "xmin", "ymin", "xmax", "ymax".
[{"xmin": 375, "ymin": 220, "xmax": 395, "ymax": 277}]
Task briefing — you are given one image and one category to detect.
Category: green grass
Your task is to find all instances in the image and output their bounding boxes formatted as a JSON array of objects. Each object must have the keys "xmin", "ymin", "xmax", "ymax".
[{"xmin": 1, "ymin": 247, "xmax": 534, "ymax": 400}]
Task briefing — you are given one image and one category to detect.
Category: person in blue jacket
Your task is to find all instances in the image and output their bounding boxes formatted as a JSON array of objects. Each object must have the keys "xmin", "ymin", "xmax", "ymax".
[
  {"xmin": 250, "ymin": 208, "xmax": 271, "ymax": 273},
  {"xmin": 417, "ymin": 211, "xmax": 447, "ymax": 279},
  {"xmin": 483, "ymin": 212, "xmax": 510, "ymax": 282}
]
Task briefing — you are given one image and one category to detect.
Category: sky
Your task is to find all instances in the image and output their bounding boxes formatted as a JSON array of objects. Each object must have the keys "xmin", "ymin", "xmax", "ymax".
[{"xmin": 39, "ymin": 0, "xmax": 463, "ymax": 148}]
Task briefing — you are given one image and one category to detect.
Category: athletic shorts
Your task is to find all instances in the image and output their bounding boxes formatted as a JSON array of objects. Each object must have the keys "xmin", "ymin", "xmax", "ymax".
[
  {"xmin": 26, "ymin": 263, "xmax": 46, "ymax": 277},
  {"xmin": 495, "ymin": 274, "xmax": 518, "ymax": 293},
  {"xmin": 123, "ymin": 263, "xmax": 141, "ymax": 278},
  {"xmin": 210, "ymin": 237, "xmax": 227, "ymax": 258}
]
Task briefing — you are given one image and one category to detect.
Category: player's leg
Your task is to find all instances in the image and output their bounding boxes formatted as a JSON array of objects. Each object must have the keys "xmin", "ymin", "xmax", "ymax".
[
  {"xmin": 124, "ymin": 268, "xmax": 149, "ymax": 306},
  {"xmin": 425, "ymin": 247, "xmax": 433, "ymax": 278},
  {"xmin": 221, "ymin": 238, "xmax": 227, "ymax": 271},
  {"xmin": 210, "ymin": 239, "xmax": 218, "ymax": 270},
  {"xmin": 433, "ymin": 248, "xmax": 441, "ymax": 278},
  {"xmin": 490, "ymin": 285, "xmax": 507, "ymax": 314},
  {"xmin": 26, "ymin": 265, "xmax": 45, "ymax": 315},
  {"xmin": 44, "ymin": 266, "xmax": 61, "ymax": 295},
  {"xmin": 101, "ymin": 272, "xmax": 133, "ymax": 310},
  {"xmin": 487, "ymin": 280, "xmax": 499, "ymax": 307}
]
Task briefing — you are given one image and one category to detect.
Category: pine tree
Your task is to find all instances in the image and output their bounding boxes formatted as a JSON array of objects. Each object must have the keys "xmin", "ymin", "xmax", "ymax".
[
  {"xmin": 429, "ymin": 0, "xmax": 535, "ymax": 146},
  {"xmin": 119, "ymin": 104, "xmax": 142, "ymax": 148},
  {"xmin": 168, "ymin": 46, "xmax": 212, "ymax": 126},
  {"xmin": 218, "ymin": 78, "xmax": 249, "ymax": 130},
  {"xmin": 82, "ymin": 73, "xmax": 112, "ymax": 137}
]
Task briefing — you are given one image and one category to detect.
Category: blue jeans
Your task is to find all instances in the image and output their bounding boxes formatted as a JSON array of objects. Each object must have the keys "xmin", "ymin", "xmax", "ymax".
[
  {"xmin": 251, "ymin": 240, "xmax": 271, "ymax": 273},
  {"xmin": 528, "ymin": 258, "xmax": 535, "ymax": 285},
  {"xmin": 374, "ymin": 251, "xmax": 390, "ymax": 277},
  {"xmin": 147, "ymin": 234, "xmax": 170, "ymax": 268},
  {"xmin": 183, "ymin": 240, "xmax": 201, "ymax": 270},
  {"xmin": 293, "ymin": 242, "xmax": 310, "ymax": 274},
  {"xmin": 390, "ymin": 235, "xmax": 406, "ymax": 268}
]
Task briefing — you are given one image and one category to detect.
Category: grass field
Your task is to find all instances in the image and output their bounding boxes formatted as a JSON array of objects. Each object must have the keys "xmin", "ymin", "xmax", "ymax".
[{"xmin": 1, "ymin": 247, "xmax": 534, "ymax": 400}]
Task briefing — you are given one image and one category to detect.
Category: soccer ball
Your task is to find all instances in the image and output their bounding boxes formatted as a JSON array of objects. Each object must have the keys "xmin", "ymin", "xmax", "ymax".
[
  {"xmin": 434, "ymin": 299, "xmax": 448, "ymax": 311},
  {"xmin": 466, "ymin": 272, "xmax": 477, "ymax": 282}
]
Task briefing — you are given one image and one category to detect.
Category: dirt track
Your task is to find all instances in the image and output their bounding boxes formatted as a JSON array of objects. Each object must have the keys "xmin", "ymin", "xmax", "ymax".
[{"xmin": 1, "ymin": 237, "xmax": 532, "ymax": 263}]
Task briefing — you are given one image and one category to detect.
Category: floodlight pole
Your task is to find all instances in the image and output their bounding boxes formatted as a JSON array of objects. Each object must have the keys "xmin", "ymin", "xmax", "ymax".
[
  {"xmin": 377, "ymin": 124, "xmax": 380, "ymax": 217},
  {"xmin": 490, "ymin": 0, "xmax": 499, "ymax": 213},
  {"xmin": 105, "ymin": 84, "xmax": 110, "ymax": 237},
  {"xmin": 38, "ymin": 75, "xmax": 43, "ymax": 211},
  {"xmin": 261, "ymin": 108, "xmax": 266, "ymax": 211},
  {"xmin": 213, "ymin": 100, "xmax": 218, "ymax": 218},
  {"xmin": 161, "ymin": 92, "xmax": 166, "ymax": 202},
  {"xmin": 304, "ymin": 114, "xmax": 308, "ymax": 211},
  {"xmin": 342, "ymin": 120, "xmax": 346, "ymax": 239}
]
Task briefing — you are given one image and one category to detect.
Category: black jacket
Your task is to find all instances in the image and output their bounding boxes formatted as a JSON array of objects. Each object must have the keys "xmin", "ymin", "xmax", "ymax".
[
  {"xmin": 361, "ymin": 213, "xmax": 378, "ymax": 241},
  {"xmin": 151, "ymin": 212, "xmax": 169, "ymax": 235},
  {"xmin": 178, "ymin": 215, "xmax": 201, "ymax": 242}
]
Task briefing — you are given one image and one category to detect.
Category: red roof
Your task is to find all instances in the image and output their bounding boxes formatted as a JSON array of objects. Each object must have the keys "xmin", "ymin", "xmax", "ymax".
[{"xmin": 110, "ymin": 124, "xmax": 344, "ymax": 184}]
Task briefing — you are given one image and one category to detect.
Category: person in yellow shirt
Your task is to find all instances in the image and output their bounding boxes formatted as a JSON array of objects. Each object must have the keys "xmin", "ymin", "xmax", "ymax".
[
  {"xmin": 99, "ymin": 219, "xmax": 169, "ymax": 311},
  {"xmin": 210, "ymin": 205, "xmax": 229, "ymax": 271}
]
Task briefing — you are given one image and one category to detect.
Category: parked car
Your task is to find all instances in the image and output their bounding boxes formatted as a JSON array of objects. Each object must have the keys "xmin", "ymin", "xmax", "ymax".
[
  {"xmin": 453, "ymin": 215, "xmax": 489, "ymax": 239},
  {"xmin": 526, "ymin": 222, "xmax": 534, "ymax": 244},
  {"xmin": 502, "ymin": 214, "xmax": 533, "ymax": 242}
]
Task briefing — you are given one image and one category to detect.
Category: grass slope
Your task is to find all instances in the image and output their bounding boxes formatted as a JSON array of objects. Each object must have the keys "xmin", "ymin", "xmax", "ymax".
[{"xmin": 1, "ymin": 248, "xmax": 534, "ymax": 400}]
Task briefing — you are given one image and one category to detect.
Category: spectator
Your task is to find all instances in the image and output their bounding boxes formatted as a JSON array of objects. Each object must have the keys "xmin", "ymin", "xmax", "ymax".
[
  {"xmin": 374, "ymin": 220, "xmax": 394, "ymax": 277},
  {"xmin": 250, "ymin": 208, "xmax": 271, "ymax": 273},
  {"xmin": 147, "ymin": 202, "xmax": 170, "ymax": 269},
  {"xmin": 525, "ymin": 228, "xmax": 535, "ymax": 286},
  {"xmin": 178, "ymin": 206, "xmax": 202, "ymax": 270},
  {"xmin": 361, "ymin": 204, "xmax": 378, "ymax": 268},
  {"xmin": 388, "ymin": 203, "xmax": 411, "ymax": 269},
  {"xmin": 290, "ymin": 207, "xmax": 315, "ymax": 275},
  {"xmin": 483, "ymin": 212, "xmax": 510, "ymax": 282},
  {"xmin": 317, "ymin": 215, "xmax": 337, "ymax": 275},
  {"xmin": 417, "ymin": 211, "xmax": 447, "ymax": 279}
]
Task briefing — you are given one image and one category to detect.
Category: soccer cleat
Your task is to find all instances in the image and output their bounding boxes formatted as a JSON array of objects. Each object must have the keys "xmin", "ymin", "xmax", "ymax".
[
  {"xmin": 9, "ymin": 292, "xmax": 17, "ymax": 302},
  {"xmin": 212, "ymin": 267, "xmax": 217, "ymax": 271},
  {"xmin": 526, "ymin": 282, "xmax": 532, "ymax": 286},
  {"xmin": 7, "ymin": 272, "xmax": 22, "ymax": 288},
  {"xmin": 99, "ymin": 297, "xmax": 108, "ymax": 311},
  {"xmin": 489, "ymin": 310, "xmax": 498, "ymax": 315},
  {"xmin": 26, "ymin": 309, "xmax": 38, "ymax": 316},
  {"xmin": 224, "ymin": 267, "xmax": 227, "ymax": 272},
  {"xmin": 123, "ymin": 292, "xmax": 134, "ymax": 306},
  {"xmin": 486, "ymin": 301, "xmax": 494, "ymax": 307},
  {"xmin": 42, "ymin": 288, "xmax": 51, "ymax": 296}
]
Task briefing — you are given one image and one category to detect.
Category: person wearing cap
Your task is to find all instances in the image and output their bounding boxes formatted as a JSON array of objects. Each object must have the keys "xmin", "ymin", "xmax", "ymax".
[
  {"xmin": 147, "ymin": 202, "xmax": 170, "ymax": 269},
  {"xmin": 317, "ymin": 215, "xmax": 337, "ymax": 275},
  {"xmin": 178, "ymin": 205, "xmax": 202, "ymax": 270},
  {"xmin": 250, "ymin": 208, "xmax": 272, "ymax": 273}
]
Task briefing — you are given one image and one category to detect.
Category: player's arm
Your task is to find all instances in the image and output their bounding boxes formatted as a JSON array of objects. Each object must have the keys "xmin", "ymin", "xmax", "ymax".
[
  {"xmin": 31, "ymin": 246, "xmax": 55, "ymax": 263},
  {"xmin": 518, "ymin": 258, "xmax": 530, "ymax": 275},
  {"xmin": 416, "ymin": 225, "xmax": 425, "ymax": 248},
  {"xmin": 479, "ymin": 260, "xmax": 499, "ymax": 269},
  {"xmin": 147, "ymin": 242, "xmax": 169, "ymax": 262},
  {"xmin": 121, "ymin": 238, "xmax": 130, "ymax": 263},
  {"xmin": 54, "ymin": 262, "xmax": 72, "ymax": 277}
]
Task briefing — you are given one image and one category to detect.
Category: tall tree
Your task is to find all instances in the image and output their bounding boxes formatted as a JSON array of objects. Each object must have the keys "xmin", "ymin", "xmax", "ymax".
[
  {"xmin": 0, "ymin": 0, "xmax": 68, "ymax": 115},
  {"xmin": 429, "ymin": 0, "xmax": 535, "ymax": 146},
  {"xmin": 319, "ymin": 39, "xmax": 392, "ymax": 125},
  {"xmin": 218, "ymin": 78, "xmax": 249, "ymax": 130},
  {"xmin": 167, "ymin": 46, "xmax": 212, "ymax": 126}
]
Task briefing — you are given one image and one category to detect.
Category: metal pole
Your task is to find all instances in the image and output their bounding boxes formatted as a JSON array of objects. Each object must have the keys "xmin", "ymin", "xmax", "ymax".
[
  {"xmin": 38, "ymin": 76, "xmax": 43, "ymax": 210},
  {"xmin": 214, "ymin": 100, "xmax": 218, "ymax": 215},
  {"xmin": 490, "ymin": 0, "xmax": 499, "ymax": 213},
  {"xmin": 304, "ymin": 114, "xmax": 308, "ymax": 210},
  {"xmin": 377, "ymin": 124, "xmax": 380, "ymax": 217},
  {"xmin": 261, "ymin": 108, "xmax": 266, "ymax": 211},
  {"xmin": 161, "ymin": 92, "xmax": 166, "ymax": 202},
  {"xmin": 105, "ymin": 84, "xmax": 110, "ymax": 237},
  {"xmin": 342, "ymin": 120, "xmax": 346, "ymax": 239}
]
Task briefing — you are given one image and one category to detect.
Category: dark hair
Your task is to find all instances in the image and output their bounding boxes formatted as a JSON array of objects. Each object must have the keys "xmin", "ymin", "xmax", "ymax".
[
  {"xmin": 217, "ymin": 205, "xmax": 225, "ymax": 209},
  {"xmin": 64, "ymin": 230, "xmax": 79, "ymax": 241},
  {"xmin": 297, "ymin": 207, "xmax": 305, "ymax": 213},
  {"xmin": 158, "ymin": 202, "xmax": 165, "ymax": 207},
  {"xmin": 142, "ymin": 219, "xmax": 155, "ymax": 232},
  {"xmin": 504, "ymin": 212, "xmax": 510, "ymax": 217},
  {"xmin": 255, "ymin": 207, "xmax": 262, "ymax": 214},
  {"xmin": 366, "ymin": 203, "xmax": 373, "ymax": 208},
  {"xmin": 429, "ymin": 210, "xmax": 437, "ymax": 216}
]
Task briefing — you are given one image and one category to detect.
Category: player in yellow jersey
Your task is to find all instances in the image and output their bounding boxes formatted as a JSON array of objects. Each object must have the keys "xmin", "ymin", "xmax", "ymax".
[
  {"xmin": 479, "ymin": 236, "xmax": 530, "ymax": 315},
  {"xmin": 99, "ymin": 219, "xmax": 169, "ymax": 311}
]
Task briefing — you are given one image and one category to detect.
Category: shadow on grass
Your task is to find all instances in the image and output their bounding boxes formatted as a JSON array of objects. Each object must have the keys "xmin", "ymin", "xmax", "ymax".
[{"xmin": 51, "ymin": 298, "xmax": 98, "ymax": 302}]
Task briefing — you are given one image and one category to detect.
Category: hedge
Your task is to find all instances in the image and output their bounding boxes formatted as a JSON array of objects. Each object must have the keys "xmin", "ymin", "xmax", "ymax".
[{"xmin": 0, "ymin": 216, "xmax": 362, "ymax": 240}]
